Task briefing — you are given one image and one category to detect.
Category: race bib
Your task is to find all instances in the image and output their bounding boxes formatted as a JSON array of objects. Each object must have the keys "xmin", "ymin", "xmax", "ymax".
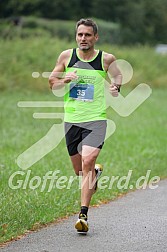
[{"xmin": 69, "ymin": 83, "xmax": 94, "ymax": 102}]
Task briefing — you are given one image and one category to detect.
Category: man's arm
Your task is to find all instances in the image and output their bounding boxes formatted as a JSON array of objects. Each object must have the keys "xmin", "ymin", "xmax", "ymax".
[
  {"xmin": 49, "ymin": 50, "xmax": 77, "ymax": 90},
  {"xmin": 103, "ymin": 53, "xmax": 122, "ymax": 97}
]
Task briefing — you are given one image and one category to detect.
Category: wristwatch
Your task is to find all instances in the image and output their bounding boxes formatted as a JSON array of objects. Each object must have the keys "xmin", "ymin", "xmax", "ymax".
[{"xmin": 115, "ymin": 84, "xmax": 121, "ymax": 92}]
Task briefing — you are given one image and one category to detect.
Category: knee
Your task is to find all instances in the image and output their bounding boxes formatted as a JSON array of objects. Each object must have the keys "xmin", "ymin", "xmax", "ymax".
[{"xmin": 82, "ymin": 156, "xmax": 96, "ymax": 172}]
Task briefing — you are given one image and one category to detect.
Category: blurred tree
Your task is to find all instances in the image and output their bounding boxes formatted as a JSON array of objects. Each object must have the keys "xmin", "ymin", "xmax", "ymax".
[
  {"xmin": 115, "ymin": 0, "xmax": 146, "ymax": 43},
  {"xmin": 92, "ymin": 0, "xmax": 119, "ymax": 22},
  {"xmin": 143, "ymin": 0, "xmax": 167, "ymax": 44},
  {"xmin": 0, "ymin": 0, "xmax": 167, "ymax": 44},
  {"xmin": 37, "ymin": 0, "xmax": 75, "ymax": 20},
  {"xmin": 0, "ymin": 0, "xmax": 40, "ymax": 17}
]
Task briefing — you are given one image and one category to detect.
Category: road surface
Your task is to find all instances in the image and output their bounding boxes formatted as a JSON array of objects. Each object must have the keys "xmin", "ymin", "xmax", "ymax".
[{"xmin": 1, "ymin": 179, "xmax": 167, "ymax": 252}]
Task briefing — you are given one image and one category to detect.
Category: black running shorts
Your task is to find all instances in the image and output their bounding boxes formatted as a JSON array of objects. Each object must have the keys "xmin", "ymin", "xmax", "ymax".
[{"xmin": 64, "ymin": 120, "xmax": 107, "ymax": 156}]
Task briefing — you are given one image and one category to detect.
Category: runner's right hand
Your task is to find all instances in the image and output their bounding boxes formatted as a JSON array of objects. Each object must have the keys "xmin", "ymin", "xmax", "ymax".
[{"xmin": 64, "ymin": 70, "xmax": 77, "ymax": 83}]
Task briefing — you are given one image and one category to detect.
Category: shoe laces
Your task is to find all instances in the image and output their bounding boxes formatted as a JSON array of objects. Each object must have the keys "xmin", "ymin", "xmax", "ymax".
[{"xmin": 79, "ymin": 213, "xmax": 87, "ymax": 221}]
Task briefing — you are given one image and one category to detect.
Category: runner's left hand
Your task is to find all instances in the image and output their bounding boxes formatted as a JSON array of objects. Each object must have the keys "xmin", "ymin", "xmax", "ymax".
[{"xmin": 109, "ymin": 84, "xmax": 119, "ymax": 97}]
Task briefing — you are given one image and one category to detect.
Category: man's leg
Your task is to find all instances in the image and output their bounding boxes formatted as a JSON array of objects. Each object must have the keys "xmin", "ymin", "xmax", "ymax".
[
  {"xmin": 70, "ymin": 153, "xmax": 82, "ymax": 176},
  {"xmin": 74, "ymin": 145, "xmax": 101, "ymax": 233},
  {"xmin": 70, "ymin": 146, "xmax": 100, "ymax": 205},
  {"xmin": 81, "ymin": 145, "xmax": 101, "ymax": 206}
]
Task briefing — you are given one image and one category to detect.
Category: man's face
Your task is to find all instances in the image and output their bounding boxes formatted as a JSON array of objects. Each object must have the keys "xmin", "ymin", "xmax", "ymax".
[{"xmin": 76, "ymin": 25, "xmax": 98, "ymax": 51}]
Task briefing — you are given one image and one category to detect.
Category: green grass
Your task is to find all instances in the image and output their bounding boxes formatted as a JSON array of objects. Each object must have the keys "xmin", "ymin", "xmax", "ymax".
[
  {"xmin": 0, "ymin": 87, "xmax": 166, "ymax": 243},
  {"xmin": 0, "ymin": 37, "xmax": 167, "ymax": 243},
  {"xmin": 1, "ymin": 38, "xmax": 167, "ymax": 92}
]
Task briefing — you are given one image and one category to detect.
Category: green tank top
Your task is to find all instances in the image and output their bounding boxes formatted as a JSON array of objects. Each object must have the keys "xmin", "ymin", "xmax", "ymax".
[{"xmin": 64, "ymin": 48, "xmax": 107, "ymax": 123}]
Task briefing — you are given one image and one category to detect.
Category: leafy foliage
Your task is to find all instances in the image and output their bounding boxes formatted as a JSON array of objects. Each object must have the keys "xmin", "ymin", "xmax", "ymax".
[
  {"xmin": 0, "ymin": 16, "xmax": 121, "ymax": 44},
  {"xmin": 0, "ymin": 0, "xmax": 167, "ymax": 44}
]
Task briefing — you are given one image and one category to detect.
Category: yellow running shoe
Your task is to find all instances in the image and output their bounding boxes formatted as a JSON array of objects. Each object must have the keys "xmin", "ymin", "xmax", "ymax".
[
  {"xmin": 94, "ymin": 164, "xmax": 103, "ymax": 192},
  {"xmin": 75, "ymin": 213, "xmax": 89, "ymax": 234}
]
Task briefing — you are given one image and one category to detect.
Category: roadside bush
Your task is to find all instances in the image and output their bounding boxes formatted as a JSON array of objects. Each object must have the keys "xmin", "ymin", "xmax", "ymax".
[{"xmin": 0, "ymin": 16, "xmax": 121, "ymax": 44}]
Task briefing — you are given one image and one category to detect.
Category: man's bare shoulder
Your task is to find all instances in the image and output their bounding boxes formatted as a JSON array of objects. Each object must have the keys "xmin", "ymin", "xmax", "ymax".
[
  {"xmin": 59, "ymin": 49, "xmax": 72, "ymax": 61},
  {"xmin": 103, "ymin": 52, "xmax": 116, "ymax": 64},
  {"xmin": 103, "ymin": 52, "xmax": 116, "ymax": 71},
  {"xmin": 56, "ymin": 49, "xmax": 72, "ymax": 67}
]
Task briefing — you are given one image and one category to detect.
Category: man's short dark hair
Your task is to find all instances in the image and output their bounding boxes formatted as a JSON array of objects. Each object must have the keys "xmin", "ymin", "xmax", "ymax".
[{"xmin": 76, "ymin": 18, "xmax": 98, "ymax": 35}]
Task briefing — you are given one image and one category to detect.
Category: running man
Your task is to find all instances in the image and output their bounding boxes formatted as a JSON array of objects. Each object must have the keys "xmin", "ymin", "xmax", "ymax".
[{"xmin": 49, "ymin": 18, "xmax": 122, "ymax": 234}]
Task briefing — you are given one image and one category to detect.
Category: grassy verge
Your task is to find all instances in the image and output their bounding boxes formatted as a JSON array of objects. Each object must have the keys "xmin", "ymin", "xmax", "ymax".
[
  {"xmin": 0, "ymin": 38, "xmax": 167, "ymax": 92},
  {"xmin": 0, "ymin": 87, "xmax": 166, "ymax": 243}
]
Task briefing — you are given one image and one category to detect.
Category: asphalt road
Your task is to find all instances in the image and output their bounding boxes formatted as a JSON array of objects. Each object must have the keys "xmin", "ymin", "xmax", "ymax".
[{"xmin": 1, "ymin": 179, "xmax": 167, "ymax": 252}]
